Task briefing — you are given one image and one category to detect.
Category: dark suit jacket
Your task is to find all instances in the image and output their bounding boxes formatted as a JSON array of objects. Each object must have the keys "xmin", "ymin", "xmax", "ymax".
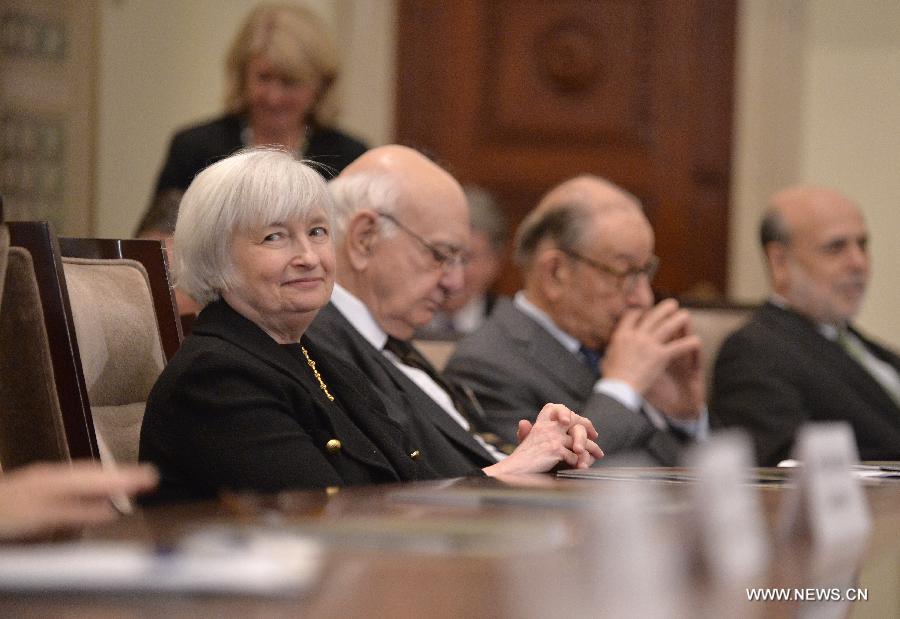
[
  {"xmin": 444, "ymin": 299, "xmax": 689, "ymax": 465},
  {"xmin": 154, "ymin": 114, "xmax": 367, "ymax": 193},
  {"xmin": 711, "ymin": 301, "xmax": 900, "ymax": 466},
  {"xmin": 139, "ymin": 300, "xmax": 434, "ymax": 502},
  {"xmin": 307, "ymin": 303, "xmax": 494, "ymax": 477}
]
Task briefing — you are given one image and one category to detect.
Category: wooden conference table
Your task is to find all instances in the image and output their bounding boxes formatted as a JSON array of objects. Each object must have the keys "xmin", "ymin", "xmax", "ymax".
[{"xmin": 1, "ymin": 469, "xmax": 898, "ymax": 618}]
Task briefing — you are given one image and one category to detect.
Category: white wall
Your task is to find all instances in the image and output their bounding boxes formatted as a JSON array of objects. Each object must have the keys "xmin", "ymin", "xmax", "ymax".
[
  {"xmin": 335, "ymin": 0, "xmax": 397, "ymax": 147},
  {"xmin": 728, "ymin": 0, "xmax": 806, "ymax": 305},
  {"xmin": 95, "ymin": 0, "xmax": 363, "ymax": 237},
  {"xmin": 98, "ymin": 0, "xmax": 257, "ymax": 237},
  {"xmin": 96, "ymin": 0, "xmax": 900, "ymax": 346},
  {"xmin": 801, "ymin": 0, "xmax": 900, "ymax": 346},
  {"xmin": 728, "ymin": 0, "xmax": 900, "ymax": 348}
]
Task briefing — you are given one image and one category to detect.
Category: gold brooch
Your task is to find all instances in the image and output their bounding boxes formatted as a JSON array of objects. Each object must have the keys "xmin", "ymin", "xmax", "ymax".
[{"xmin": 301, "ymin": 346, "xmax": 335, "ymax": 401}]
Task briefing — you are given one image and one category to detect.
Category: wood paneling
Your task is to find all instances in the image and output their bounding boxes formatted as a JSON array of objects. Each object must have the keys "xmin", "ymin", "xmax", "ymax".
[{"xmin": 397, "ymin": 0, "xmax": 736, "ymax": 299}]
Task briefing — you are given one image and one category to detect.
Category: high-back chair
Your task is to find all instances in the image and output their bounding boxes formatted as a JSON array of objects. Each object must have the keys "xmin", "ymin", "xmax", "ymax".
[
  {"xmin": 684, "ymin": 301, "xmax": 756, "ymax": 390},
  {"xmin": 411, "ymin": 338, "xmax": 458, "ymax": 372},
  {"xmin": 58, "ymin": 238, "xmax": 182, "ymax": 360},
  {"xmin": 0, "ymin": 222, "xmax": 76, "ymax": 468},
  {"xmin": 57, "ymin": 237, "xmax": 182, "ymax": 465}
]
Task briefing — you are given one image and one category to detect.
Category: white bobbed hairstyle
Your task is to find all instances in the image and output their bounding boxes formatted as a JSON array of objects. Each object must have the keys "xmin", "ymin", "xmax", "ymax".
[{"xmin": 173, "ymin": 147, "xmax": 333, "ymax": 306}]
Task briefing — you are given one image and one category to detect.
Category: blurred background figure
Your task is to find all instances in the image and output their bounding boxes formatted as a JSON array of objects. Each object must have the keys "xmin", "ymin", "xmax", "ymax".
[
  {"xmin": 417, "ymin": 186, "xmax": 508, "ymax": 339},
  {"xmin": 133, "ymin": 188, "xmax": 202, "ymax": 318},
  {"xmin": 135, "ymin": 3, "xmax": 368, "ymax": 319},
  {"xmin": 711, "ymin": 185, "xmax": 900, "ymax": 465},
  {"xmin": 0, "ymin": 462, "xmax": 157, "ymax": 541}
]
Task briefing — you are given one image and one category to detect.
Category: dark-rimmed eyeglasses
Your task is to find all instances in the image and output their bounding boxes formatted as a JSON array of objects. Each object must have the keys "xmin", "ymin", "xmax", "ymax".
[
  {"xmin": 376, "ymin": 211, "xmax": 468, "ymax": 272},
  {"xmin": 563, "ymin": 249, "xmax": 659, "ymax": 293}
]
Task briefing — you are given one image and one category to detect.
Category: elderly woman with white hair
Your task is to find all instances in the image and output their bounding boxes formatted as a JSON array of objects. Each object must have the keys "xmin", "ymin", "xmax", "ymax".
[{"xmin": 139, "ymin": 148, "xmax": 601, "ymax": 501}]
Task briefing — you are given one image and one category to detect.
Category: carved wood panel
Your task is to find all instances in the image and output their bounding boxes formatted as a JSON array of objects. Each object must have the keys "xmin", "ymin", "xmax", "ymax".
[{"xmin": 397, "ymin": 0, "xmax": 736, "ymax": 299}]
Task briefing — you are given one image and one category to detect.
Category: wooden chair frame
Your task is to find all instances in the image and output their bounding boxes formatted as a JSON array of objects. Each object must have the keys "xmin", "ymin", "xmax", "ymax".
[{"xmin": 7, "ymin": 221, "xmax": 98, "ymax": 459}]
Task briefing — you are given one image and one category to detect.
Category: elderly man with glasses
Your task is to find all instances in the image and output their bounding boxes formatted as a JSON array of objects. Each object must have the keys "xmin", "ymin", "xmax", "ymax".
[
  {"xmin": 307, "ymin": 147, "xmax": 603, "ymax": 478},
  {"xmin": 445, "ymin": 175, "xmax": 708, "ymax": 465}
]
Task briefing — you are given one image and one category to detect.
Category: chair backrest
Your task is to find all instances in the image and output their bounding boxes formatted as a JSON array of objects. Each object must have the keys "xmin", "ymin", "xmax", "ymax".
[
  {"xmin": 58, "ymin": 238, "xmax": 183, "ymax": 360},
  {"xmin": 6, "ymin": 221, "xmax": 97, "ymax": 461},
  {"xmin": 58, "ymin": 237, "xmax": 182, "ymax": 465},
  {"xmin": 684, "ymin": 301, "xmax": 756, "ymax": 389},
  {"xmin": 0, "ymin": 241, "xmax": 73, "ymax": 469},
  {"xmin": 412, "ymin": 339, "xmax": 458, "ymax": 372}
]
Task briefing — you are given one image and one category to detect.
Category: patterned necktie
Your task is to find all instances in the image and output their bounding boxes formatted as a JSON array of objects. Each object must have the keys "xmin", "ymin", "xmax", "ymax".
[
  {"xmin": 383, "ymin": 336, "xmax": 515, "ymax": 453},
  {"xmin": 579, "ymin": 346, "xmax": 602, "ymax": 376}
]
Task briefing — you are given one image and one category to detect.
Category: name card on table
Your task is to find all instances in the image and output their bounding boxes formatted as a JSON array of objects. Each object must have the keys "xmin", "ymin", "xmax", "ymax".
[
  {"xmin": 778, "ymin": 422, "xmax": 871, "ymax": 559},
  {"xmin": 687, "ymin": 430, "xmax": 769, "ymax": 583},
  {"xmin": 0, "ymin": 529, "xmax": 323, "ymax": 594}
]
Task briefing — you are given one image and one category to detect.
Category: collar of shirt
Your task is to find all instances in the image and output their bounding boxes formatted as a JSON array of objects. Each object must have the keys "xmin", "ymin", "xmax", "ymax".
[
  {"xmin": 330, "ymin": 286, "xmax": 505, "ymax": 462},
  {"xmin": 513, "ymin": 291, "xmax": 581, "ymax": 354},
  {"xmin": 514, "ymin": 291, "xmax": 638, "ymax": 405},
  {"xmin": 330, "ymin": 283, "xmax": 388, "ymax": 351},
  {"xmin": 769, "ymin": 294, "xmax": 844, "ymax": 342}
]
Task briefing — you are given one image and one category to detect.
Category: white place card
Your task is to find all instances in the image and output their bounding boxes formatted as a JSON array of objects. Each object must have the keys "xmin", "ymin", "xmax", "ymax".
[
  {"xmin": 0, "ymin": 529, "xmax": 322, "ymax": 594},
  {"xmin": 778, "ymin": 422, "xmax": 871, "ymax": 558},
  {"xmin": 688, "ymin": 430, "xmax": 769, "ymax": 583}
]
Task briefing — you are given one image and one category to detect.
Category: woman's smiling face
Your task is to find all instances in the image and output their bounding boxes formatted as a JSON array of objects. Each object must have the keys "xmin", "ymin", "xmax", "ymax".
[{"xmin": 223, "ymin": 206, "xmax": 335, "ymax": 342}]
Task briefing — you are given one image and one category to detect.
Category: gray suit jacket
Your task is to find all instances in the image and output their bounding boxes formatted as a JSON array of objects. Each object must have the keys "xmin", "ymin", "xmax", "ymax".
[
  {"xmin": 307, "ymin": 303, "xmax": 495, "ymax": 477},
  {"xmin": 444, "ymin": 299, "xmax": 689, "ymax": 465}
]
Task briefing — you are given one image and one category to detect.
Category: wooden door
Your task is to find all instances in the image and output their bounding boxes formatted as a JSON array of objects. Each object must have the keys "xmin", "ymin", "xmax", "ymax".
[{"xmin": 397, "ymin": 0, "xmax": 736, "ymax": 299}]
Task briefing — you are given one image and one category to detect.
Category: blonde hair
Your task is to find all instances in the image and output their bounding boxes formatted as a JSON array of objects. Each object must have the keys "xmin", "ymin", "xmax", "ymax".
[
  {"xmin": 224, "ymin": 3, "xmax": 340, "ymax": 126},
  {"xmin": 174, "ymin": 148, "xmax": 334, "ymax": 306}
]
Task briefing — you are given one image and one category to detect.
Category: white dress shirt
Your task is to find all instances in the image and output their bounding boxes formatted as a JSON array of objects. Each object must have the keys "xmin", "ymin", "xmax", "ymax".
[{"xmin": 330, "ymin": 284, "xmax": 505, "ymax": 461}]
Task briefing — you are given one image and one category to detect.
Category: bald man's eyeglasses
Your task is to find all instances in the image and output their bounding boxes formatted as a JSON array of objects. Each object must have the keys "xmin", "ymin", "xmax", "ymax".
[
  {"xmin": 563, "ymin": 249, "xmax": 659, "ymax": 293},
  {"xmin": 376, "ymin": 211, "xmax": 468, "ymax": 272}
]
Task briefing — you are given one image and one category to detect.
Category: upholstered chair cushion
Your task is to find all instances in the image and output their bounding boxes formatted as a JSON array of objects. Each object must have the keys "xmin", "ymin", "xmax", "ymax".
[
  {"xmin": 411, "ymin": 339, "xmax": 458, "ymax": 372},
  {"xmin": 0, "ymin": 246, "xmax": 70, "ymax": 469},
  {"xmin": 62, "ymin": 257, "xmax": 166, "ymax": 464},
  {"xmin": 687, "ymin": 306, "xmax": 753, "ymax": 391}
]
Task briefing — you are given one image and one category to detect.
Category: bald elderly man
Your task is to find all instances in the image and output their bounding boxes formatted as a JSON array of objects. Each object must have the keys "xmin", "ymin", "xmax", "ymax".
[
  {"xmin": 445, "ymin": 175, "xmax": 709, "ymax": 465},
  {"xmin": 711, "ymin": 185, "xmax": 900, "ymax": 465},
  {"xmin": 307, "ymin": 146, "xmax": 602, "ymax": 478}
]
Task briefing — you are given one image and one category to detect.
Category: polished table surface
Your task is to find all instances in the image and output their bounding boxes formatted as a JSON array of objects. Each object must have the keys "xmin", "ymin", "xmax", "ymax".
[{"xmin": 1, "ymin": 469, "xmax": 898, "ymax": 618}]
